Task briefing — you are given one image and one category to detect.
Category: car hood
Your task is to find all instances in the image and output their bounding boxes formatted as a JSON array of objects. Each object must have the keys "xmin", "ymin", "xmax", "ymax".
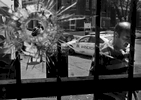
[
  {"xmin": 61, "ymin": 39, "xmax": 77, "ymax": 47},
  {"xmin": 67, "ymin": 39, "xmax": 77, "ymax": 44}
]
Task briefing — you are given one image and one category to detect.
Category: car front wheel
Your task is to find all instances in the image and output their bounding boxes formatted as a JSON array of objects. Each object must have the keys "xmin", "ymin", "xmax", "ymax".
[{"xmin": 69, "ymin": 48, "xmax": 75, "ymax": 55}]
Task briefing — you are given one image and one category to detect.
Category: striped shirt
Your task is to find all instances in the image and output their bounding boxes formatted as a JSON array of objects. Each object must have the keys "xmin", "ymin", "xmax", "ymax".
[
  {"xmin": 89, "ymin": 43, "xmax": 130, "ymax": 100},
  {"xmin": 89, "ymin": 43, "xmax": 129, "ymax": 75}
]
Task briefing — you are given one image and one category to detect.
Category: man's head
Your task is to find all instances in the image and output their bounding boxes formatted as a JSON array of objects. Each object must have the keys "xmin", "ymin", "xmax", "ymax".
[{"xmin": 113, "ymin": 22, "xmax": 131, "ymax": 50}]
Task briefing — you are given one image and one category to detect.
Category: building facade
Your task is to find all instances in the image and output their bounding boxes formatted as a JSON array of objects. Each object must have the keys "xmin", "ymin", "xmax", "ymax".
[
  {"xmin": 22, "ymin": 0, "xmax": 40, "ymax": 8},
  {"xmin": 13, "ymin": 0, "xmax": 141, "ymax": 30},
  {"xmin": 61, "ymin": 0, "xmax": 111, "ymax": 31}
]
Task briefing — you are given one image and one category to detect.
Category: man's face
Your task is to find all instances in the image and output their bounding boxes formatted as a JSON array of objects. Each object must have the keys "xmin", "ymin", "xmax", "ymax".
[{"xmin": 115, "ymin": 31, "xmax": 130, "ymax": 50}]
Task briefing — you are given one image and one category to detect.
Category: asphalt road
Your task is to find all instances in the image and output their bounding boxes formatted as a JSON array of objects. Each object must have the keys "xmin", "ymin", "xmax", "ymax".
[
  {"xmin": 68, "ymin": 30, "xmax": 141, "ymax": 39},
  {"xmin": 16, "ymin": 39, "xmax": 141, "ymax": 100}
]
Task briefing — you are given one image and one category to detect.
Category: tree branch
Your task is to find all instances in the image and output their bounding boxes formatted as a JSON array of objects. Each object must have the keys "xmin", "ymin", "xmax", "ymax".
[
  {"xmin": 119, "ymin": 0, "xmax": 125, "ymax": 20},
  {"xmin": 125, "ymin": 0, "xmax": 130, "ymax": 21},
  {"xmin": 113, "ymin": 1, "xmax": 122, "ymax": 21},
  {"xmin": 137, "ymin": 0, "xmax": 140, "ymax": 10}
]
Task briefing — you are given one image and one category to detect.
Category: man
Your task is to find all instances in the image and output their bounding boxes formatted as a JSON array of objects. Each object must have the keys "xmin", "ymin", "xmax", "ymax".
[{"xmin": 89, "ymin": 22, "xmax": 131, "ymax": 100}]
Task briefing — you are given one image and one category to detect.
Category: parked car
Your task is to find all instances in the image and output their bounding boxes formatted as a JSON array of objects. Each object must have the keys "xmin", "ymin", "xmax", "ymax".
[{"xmin": 61, "ymin": 34, "xmax": 109, "ymax": 56}]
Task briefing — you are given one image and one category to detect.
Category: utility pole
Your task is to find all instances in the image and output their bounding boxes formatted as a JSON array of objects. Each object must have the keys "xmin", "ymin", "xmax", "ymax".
[
  {"xmin": 14, "ymin": 0, "xmax": 19, "ymax": 11},
  {"xmin": 58, "ymin": 0, "xmax": 62, "ymax": 10}
]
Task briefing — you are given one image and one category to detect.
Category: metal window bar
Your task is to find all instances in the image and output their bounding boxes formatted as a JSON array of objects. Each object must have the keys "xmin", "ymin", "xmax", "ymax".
[
  {"xmin": 1, "ymin": 74, "xmax": 141, "ymax": 99},
  {"xmin": 94, "ymin": 0, "xmax": 101, "ymax": 100},
  {"xmin": 15, "ymin": 51, "xmax": 22, "ymax": 100},
  {"xmin": 57, "ymin": 42, "xmax": 61, "ymax": 100},
  {"xmin": 128, "ymin": 0, "xmax": 137, "ymax": 100}
]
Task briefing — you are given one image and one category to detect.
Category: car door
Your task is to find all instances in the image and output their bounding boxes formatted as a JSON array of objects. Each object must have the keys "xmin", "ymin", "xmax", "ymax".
[
  {"xmin": 87, "ymin": 36, "xmax": 106, "ymax": 56},
  {"xmin": 75, "ymin": 36, "xmax": 91, "ymax": 54},
  {"xmin": 86, "ymin": 36, "xmax": 95, "ymax": 55}
]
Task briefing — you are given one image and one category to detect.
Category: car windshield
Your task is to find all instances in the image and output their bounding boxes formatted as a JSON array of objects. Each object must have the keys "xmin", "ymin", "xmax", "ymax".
[
  {"xmin": 78, "ymin": 36, "xmax": 90, "ymax": 42},
  {"xmin": 89, "ymin": 36, "xmax": 104, "ymax": 43}
]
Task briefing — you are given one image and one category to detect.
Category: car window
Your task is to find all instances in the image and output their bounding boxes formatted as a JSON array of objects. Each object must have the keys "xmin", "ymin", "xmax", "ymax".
[
  {"xmin": 78, "ymin": 36, "xmax": 90, "ymax": 42},
  {"xmin": 104, "ymin": 35, "xmax": 113, "ymax": 41},
  {"xmin": 89, "ymin": 36, "xmax": 95, "ymax": 43},
  {"xmin": 100, "ymin": 38, "xmax": 104, "ymax": 43},
  {"xmin": 89, "ymin": 36, "xmax": 104, "ymax": 43}
]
